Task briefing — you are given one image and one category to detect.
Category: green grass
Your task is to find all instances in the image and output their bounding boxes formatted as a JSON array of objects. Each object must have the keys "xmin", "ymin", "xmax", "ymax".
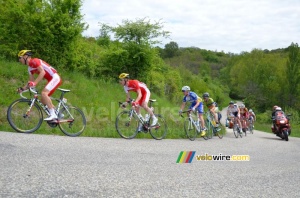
[{"xmin": 1, "ymin": 58, "xmax": 298, "ymax": 139}]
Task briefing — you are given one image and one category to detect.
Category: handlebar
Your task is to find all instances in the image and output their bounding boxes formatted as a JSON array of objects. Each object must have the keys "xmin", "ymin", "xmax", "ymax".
[{"xmin": 20, "ymin": 87, "xmax": 38, "ymax": 99}]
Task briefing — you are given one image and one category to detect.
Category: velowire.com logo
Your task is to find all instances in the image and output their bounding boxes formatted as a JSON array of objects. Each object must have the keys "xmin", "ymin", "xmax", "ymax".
[{"xmin": 176, "ymin": 151, "xmax": 250, "ymax": 163}]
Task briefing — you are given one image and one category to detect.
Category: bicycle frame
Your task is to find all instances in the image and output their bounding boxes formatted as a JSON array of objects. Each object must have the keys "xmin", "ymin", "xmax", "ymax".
[
  {"xmin": 20, "ymin": 88, "xmax": 74, "ymax": 123},
  {"xmin": 182, "ymin": 110, "xmax": 201, "ymax": 132}
]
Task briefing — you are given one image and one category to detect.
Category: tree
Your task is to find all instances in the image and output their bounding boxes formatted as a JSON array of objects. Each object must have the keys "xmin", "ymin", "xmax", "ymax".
[
  {"xmin": 0, "ymin": 0, "xmax": 87, "ymax": 69},
  {"xmin": 100, "ymin": 18, "xmax": 170, "ymax": 80},
  {"xmin": 163, "ymin": 41, "xmax": 179, "ymax": 58},
  {"xmin": 286, "ymin": 42, "xmax": 300, "ymax": 107}
]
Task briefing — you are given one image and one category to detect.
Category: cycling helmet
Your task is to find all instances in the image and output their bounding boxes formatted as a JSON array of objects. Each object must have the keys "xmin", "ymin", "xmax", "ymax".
[
  {"xmin": 229, "ymin": 101, "xmax": 234, "ymax": 104},
  {"xmin": 18, "ymin": 50, "xmax": 33, "ymax": 57},
  {"xmin": 240, "ymin": 104, "xmax": 245, "ymax": 108},
  {"xmin": 202, "ymin": 92, "xmax": 209, "ymax": 98},
  {"xmin": 249, "ymin": 109, "xmax": 253, "ymax": 113},
  {"xmin": 119, "ymin": 73, "xmax": 129, "ymax": 79},
  {"xmin": 181, "ymin": 86, "xmax": 190, "ymax": 91},
  {"xmin": 273, "ymin": 105, "xmax": 278, "ymax": 111}
]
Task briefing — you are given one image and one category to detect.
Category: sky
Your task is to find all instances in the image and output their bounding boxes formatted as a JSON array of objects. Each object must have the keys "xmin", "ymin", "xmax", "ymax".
[{"xmin": 81, "ymin": 0, "xmax": 300, "ymax": 53}]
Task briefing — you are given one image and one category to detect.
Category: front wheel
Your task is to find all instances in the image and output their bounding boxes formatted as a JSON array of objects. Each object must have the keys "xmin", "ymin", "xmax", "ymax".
[
  {"xmin": 149, "ymin": 114, "xmax": 167, "ymax": 140},
  {"xmin": 58, "ymin": 106, "xmax": 86, "ymax": 137},
  {"xmin": 7, "ymin": 99, "xmax": 43, "ymax": 133},
  {"xmin": 115, "ymin": 110, "xmax": 139, "ymax": 139},
  {"xmin": 184, "ymin": 118, "xmax": 197, "ymax": 141},
  {"xmin": 233, "ymin": 124, "xmax": 238, "ymax": 138}
]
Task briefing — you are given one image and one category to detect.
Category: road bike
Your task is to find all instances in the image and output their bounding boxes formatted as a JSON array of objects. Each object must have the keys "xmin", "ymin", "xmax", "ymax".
[
  {"xmin": 205, "ymin": 111, "xmax": 223, "ymax": 139},
  {"xmin": 248, "ymin": 116, "xmax": 254, "ymax": 134},
  {"xmin": 181, "ymin": 110, "xmax": 208, "ymax": 141},
  {"xmin": 7, "ymin": 87, "xmax": 86, "ymax": 137},
  {"xmin": 115, "ymin": 99, "xmax": 167, "ymax": 140},
  {"xmin": 231, "ymin": 116, "xmax": 242, "ymax": 138}
]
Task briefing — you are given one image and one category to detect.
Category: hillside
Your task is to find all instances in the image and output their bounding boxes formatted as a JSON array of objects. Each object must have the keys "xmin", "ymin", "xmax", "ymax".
[{"xmin": 0, "ymin": 59, "xmax": 193, "ymax": 138}]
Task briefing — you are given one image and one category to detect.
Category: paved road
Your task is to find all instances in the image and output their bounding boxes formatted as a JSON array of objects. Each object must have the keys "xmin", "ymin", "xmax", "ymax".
[{"xmin": 1, "ymin": 127, "xmax": 300, "ymax": 198}]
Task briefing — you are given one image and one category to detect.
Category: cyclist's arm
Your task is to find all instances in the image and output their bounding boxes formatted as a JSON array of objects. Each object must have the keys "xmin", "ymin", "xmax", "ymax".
[
  {"xmin": 135, "ymin": 88, "xmax": 142, "ymax": 103},
  {"xmin": 34, "ymin": 66, "xmax": 45, "ymax": 86}
]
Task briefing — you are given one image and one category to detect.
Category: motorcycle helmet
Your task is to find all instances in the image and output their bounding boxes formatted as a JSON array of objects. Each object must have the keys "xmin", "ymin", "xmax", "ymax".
[{"xmin": 275, "ymin": 107, "xmax": 282, "ymax": 111}]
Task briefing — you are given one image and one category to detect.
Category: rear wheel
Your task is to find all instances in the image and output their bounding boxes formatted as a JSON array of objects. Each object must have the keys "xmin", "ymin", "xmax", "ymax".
[
  {"xmin": 115, "ymin": 110, "xmax": 139, "ymax": 139},
  {"xmin": 283, "ymin": 130, "xmax": 289, "ymax": 141},
  {"xmin": 58, "ymin": 106, "xmax": 86, "ymax": 137},
  {"xmin": 7, "ymin": 99, "xmax": 43, "ymax": 133},
  {"xmin": 149, "ymin": 114, "xmax": 167, "ymax": 140}
]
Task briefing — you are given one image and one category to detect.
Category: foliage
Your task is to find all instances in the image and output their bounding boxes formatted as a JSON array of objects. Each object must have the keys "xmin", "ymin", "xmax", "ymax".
[{"xmin": 0, "ymin": 0, "xmax": 87, "ymax": 69}]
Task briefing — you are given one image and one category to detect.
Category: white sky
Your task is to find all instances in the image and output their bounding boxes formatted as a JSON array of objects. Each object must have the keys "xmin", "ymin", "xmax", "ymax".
[{"xmin": 81, "ymin": 0, "xmax": 300, "ymax": 53}]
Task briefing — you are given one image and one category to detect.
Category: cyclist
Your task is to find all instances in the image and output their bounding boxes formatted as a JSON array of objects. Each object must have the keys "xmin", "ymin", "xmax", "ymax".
[
  {"xmin": 179, "ymin": 86, "xmax": 207, "ymax": 137},
  {"xmin": 248, "ymin": 109, "xmax": 256, "ymax": 128},
  {"xmin": 227, "ymin": 101, "xmax": 242, "ymax": 133},
  {"xmin": 17, "ymin": 50, "xmax": 62, "ymax": 121},
  {"xmin": 202, "ymin": 92, "xmax": 220, "ymax": 127},
  {"xmin": 239, "ymin": 104, "xmax": 249, "ymax": 132},
  {"xmin": 118, "ymin": 73, "xmax": 158, "ymax": 129}
]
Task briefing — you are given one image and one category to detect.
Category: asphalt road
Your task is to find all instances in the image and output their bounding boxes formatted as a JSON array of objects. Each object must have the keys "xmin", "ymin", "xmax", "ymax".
[{"xmin": 1, "ymin": 106, "xmax": 299, "ymax": 197}]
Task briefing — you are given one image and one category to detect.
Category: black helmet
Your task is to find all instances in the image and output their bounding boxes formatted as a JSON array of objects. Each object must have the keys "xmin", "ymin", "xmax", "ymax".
[
  {"xmin": 203, "ymin": 92, "xmax": 209, "ymax": 98},
  {"xmin": 229, "ymin": 101, "xmax": 234, "ymax": 104}
]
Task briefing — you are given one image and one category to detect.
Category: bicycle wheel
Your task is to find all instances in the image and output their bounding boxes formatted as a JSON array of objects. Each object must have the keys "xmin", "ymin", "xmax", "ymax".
[
  {"xmin": 233, "ymin": 124, "xmax": 238, "ymax": 138},
  {"xmin": 7, "ymin": 99, "xmax": 43, "ymax": 133},
  {"xmin": 184, "ymin": 118, "xmax": 197, "ymax": 141},
  {"xmin": 149, "ymin": 114, "xmax": 167, "ymax": 140},
  {"xmin": 249, "ymin": 121, "xmax": 254, "ymax": 134},
  {"xmin": 205, "ymin": 119, "xmax": 213, "ymax": 139},
  {"xmin": 214, "ymin": 127, "xmax": 224, "ymax": 139},
  {"xmin": 58, "ymin": 106, "xmax": 86, "ymax": 137},
  {"xmin": 115, "ymin": 110, "xmax": 139, "ymax": 139}
]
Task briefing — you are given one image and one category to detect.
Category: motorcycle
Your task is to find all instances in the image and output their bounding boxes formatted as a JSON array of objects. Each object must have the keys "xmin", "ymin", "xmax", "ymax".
[{"xmin": 271, "ymin": 111, "xmax": 292, "ymax": 141}]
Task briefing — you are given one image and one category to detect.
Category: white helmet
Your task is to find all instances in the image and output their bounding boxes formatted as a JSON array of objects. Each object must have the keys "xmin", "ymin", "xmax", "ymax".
[
  {"xmin": 249, "ymin": 109, "xmax": 253, "ymax": 113},
  {"xmin": 240, "ymin": 104, "xmax": 245, "ymax": 108},
  {"xmin": 275, "ymin": 107, "xmax": 282, "ymax": 111},
  {"xmin": 181, "ymin": 86, "xmax": 190, "ymax": 91}
]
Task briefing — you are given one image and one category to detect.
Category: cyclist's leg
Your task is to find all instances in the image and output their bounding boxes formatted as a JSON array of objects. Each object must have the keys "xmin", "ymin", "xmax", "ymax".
[
  {"xmin": 43, "ymin": 74, "xmax": 61, "ymax": 120},
  {"xmin": 197, "ymin": 103, "xmax": 206, "ymax": 136}
]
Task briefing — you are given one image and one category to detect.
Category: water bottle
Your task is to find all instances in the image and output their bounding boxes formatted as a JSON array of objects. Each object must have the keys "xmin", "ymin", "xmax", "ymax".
[
  {"xmin": 145, "ymin": 114, "xmax": 150, "ymax": 122},
  {"xmin": 211, "ymin": 119, "xmax": 216, "ymax": 127}
]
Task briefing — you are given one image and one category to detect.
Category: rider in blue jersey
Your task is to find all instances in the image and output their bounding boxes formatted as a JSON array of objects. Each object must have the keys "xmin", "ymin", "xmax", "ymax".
[{"xmin": 179, "ymin": 86, "xmax": 207, "ymax": 136}]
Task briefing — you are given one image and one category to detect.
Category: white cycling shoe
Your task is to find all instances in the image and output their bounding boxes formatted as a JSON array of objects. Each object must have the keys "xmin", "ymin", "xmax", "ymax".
[
  {"xmin": 151, "ymin": 116, "xmax": 158, "ymax": 126},
  {"xmin": 44, "ymin": 114, "xmax": 58, "ymax": 121}
]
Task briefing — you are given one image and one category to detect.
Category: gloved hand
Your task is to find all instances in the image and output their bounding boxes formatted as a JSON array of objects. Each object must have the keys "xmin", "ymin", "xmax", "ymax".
[
  {"xmin": 131, "ymin": 101, "xmax": 138, "ymax": 107},
  {"xmin": 28, "ymin": 81, "xmax": 36, "ymax": 87},
  {"xmin": 17, "ymin": 87, "xmax": 24, "ymax": 93},
  {"xmin": 192, "ymin": 106, "xmax": 196, "ymax": 112},
  {"xmin": 178, "ymin": 110, "xmax": 183, "ymax": 115}
]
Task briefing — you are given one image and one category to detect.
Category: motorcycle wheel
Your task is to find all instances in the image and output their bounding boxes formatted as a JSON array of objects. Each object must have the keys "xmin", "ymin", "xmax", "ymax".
[{"xmin": 283, "ymin": 130, "xmax": 289, "ymax": 141}]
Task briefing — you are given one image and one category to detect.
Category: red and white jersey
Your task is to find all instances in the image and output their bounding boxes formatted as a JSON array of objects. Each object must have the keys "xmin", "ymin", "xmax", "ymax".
[
  {"xmin": 28, "ymin": 58, "xmax": 58, "ymax": 81},
  {"xmin": 123, "ymin": 80, "xmax": 149, "ymax": 93}
]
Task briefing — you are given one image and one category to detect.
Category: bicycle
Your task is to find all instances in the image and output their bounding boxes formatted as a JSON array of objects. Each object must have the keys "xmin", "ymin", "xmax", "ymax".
[
  {"xmin": 7, "ymin": 87, "xmax": 86, "ymax": 137},
  {"xmin": 115, "ymin": 99, "xmax": 167, "ymax": 140},
  {"xmin": 205, "ymin": 111, "xmax": 223, "ymax": 139},
  {"xmin": 248, "ymin": 116, "xmax": 254, "ymax": 134},
  {"xmin": 240, "ymin": 116, "xmax": 248, "ymax": 136},
  {"xmin": 231, "ymin": 116, "xmax": 242, "ymax": 138},
  {"xmin": 180, "ymin": 110, "xmax": 208, "ymax": 141}
]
